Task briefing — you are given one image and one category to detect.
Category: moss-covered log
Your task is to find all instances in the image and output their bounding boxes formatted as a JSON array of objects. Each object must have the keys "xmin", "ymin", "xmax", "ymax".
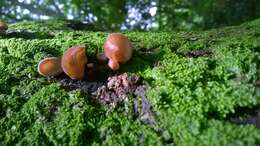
[{"xmin": 0, "ymin": 19, "xmax": 259, "ymax": 145}]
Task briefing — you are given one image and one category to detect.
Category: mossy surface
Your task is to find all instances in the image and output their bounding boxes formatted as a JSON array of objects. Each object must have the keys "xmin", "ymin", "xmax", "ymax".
[{"xmin": 0, "ymin": 19, "xmax": 260, "ymax": 145}]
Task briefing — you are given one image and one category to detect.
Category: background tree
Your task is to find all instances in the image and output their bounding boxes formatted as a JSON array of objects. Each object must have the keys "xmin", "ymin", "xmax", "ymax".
[{"xmin": 0, "ymin": 0, "xmax": 259, "ymax": 31}]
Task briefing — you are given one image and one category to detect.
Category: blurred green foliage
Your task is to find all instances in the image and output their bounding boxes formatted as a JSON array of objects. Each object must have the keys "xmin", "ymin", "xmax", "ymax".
[{"xmin": 0, "ymin": 0, "xmax": 259, "ymax": 31}]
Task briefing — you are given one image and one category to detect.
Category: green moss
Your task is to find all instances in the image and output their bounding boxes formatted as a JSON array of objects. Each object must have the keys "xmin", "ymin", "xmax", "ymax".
[
  {"xmin": 9, "ymin": 20, "xmax": 72, "ymax": 32},
  {"xmin": 0, "ymin": 19, "xmax": 260, "ymax": 145}
]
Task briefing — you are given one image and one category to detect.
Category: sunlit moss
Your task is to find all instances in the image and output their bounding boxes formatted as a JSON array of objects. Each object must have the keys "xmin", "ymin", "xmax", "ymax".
[{"xmin": 0, "ymin": 19, "xmax": 259, "ymax": 145}]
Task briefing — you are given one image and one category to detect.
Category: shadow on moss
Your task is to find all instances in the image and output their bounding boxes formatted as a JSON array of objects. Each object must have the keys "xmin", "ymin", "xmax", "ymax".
[
  {"xmin": 205, "ymin": 106, "xmax": 260, "ymax": 128},
  {"xmin": 0, "ymin": 30, "xmax": 54, "ymax": 39},
  {"xmin": 120, "ymin": 48, "xmax": 166, "ymax": 73}
]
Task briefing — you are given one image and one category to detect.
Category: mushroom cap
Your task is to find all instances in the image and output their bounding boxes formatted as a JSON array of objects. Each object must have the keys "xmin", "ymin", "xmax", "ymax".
[
  {"xmin": 104, "ymin": 33, "xmax": 133, "ymax": 64},
  {"xmin": 61, "ymin": 46, "xmax": 87, "ymax": 80},
  {"xmin": 0, "ymin": 21, "xmax": 8, "ymax": 32},
  {"xmin": 38, "ymin": 57, "xmax": 63, "ymax": 76}
]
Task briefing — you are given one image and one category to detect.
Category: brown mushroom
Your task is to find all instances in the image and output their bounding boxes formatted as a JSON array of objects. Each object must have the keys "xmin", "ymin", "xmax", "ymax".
[
  {"xmin": 87, "ymin": 63, "xmax": 94, "ymax": 69},
  {"xmin": 104, "ymin": 33, "xmax": 133, "ymax": 70},
  {"xmin": 96, "ymin": 53, "xmax": 108, "ymax": 64},
  {"xmin": 38, "ymin": 57, "xmax": 63, "ymax": 77},
  {"xmin": 61, "ymin": 46, "xmax": 87, "ymax": 79},
  {"xmin": 0, "ymin": 21, "xmax": 8, "ymax": 34}
]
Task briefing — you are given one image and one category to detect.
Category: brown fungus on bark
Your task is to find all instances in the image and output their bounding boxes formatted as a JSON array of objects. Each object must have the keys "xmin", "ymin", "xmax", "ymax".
[
  {"xmin": 94, "ymin": 73, "xmax": 142, "ymax": 107},
  {"xmin": 93, "ymin": 73, "xmax": 156, "ymax": 125}
]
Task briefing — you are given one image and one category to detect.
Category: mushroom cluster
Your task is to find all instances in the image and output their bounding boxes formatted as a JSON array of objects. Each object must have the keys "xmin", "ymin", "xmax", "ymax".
[{"xmin": 38, "ymin": 33, "xmax": 133, "ymax": 80}]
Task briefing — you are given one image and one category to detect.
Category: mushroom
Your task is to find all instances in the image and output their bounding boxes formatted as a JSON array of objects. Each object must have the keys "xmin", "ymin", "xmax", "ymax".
[
  {"xmin": 0, "ymin": 21, "xmax": 8, "ymax": 34},
  {"xmin": 38, "ymin": 57, "xmax": 63, "ymax": 77},
  {"xmin": 61, "ymin": 46, "xmax": 87, "ymax": 79},
  {"xmin": 104, "ymin": 33, "xmax": 133, "ymax": 70},
  {"xmin": 96, "ymin": 53, "xmax": 108, "ymax": 64}
]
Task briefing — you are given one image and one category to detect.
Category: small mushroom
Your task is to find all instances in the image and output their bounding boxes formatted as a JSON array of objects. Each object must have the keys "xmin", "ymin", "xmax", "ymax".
[
  {"xmin": 61, "ymin": 46, "xmax": 87, "ymax": 80},
  {"xmin": 0, "ymin": 21, "xmax": 8, "ymax": 34},
  {"xmin": 87, "ymin": 63, "xmax": 94, "ymax": 69},
  {"xmin": 38, "ymin": 57, "xmax": 63, "ymax": 76},
  {"xmin": 104, "ymin": 33, "xmax": 133, "ymax": 70},
  {"xmin": 96, "ymin": 53, "xmax": 108, "ymax": 64}
]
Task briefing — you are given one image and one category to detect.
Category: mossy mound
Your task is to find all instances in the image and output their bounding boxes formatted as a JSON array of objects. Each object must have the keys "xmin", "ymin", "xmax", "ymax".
[{"xmin": 0, "ymin": 19, "xmax": 260, "ymax": 145}]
